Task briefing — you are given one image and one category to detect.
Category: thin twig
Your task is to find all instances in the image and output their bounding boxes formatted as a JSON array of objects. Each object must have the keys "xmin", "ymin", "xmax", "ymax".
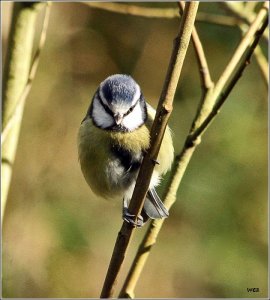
[
  {"xmin": 1, "ymin": 2, "xmax": 52, "ymax": 145},
  {"xmin": 84, "ymin": 0, "xmax": 268, "ymax": 94},
  {"xmin": 83, "ymin": 2, "xmax": 179, "ymax": 18},
  {"xmin": 178, "ymin": 2, "xmax": 215, "ymax": 135},
  {"xmin": 210, "ymin": 1, "xmax": 269, "ymax": 112},
  {"xmin": 221, "ymin": 1, "xmax": 268, "ymax": 42},
  {"xmin": 189, "ymin": 16, "xmax": 269, "ymax": 143},
  {"xmin": 83, "ymin": 2, "xmax": 239, "ymax": 27},
  {"xmin": 254, "ymin": 45, "xmax": 269, "ymax": 85},
  {"xmin": 119, "ymin": 4, "xmax": 268, "ymax": 298},
  {"xmin": 238, "ymin": 24, "xmax": 268, "ymax": 86},
  {"xmin": 222, "ymin": 2, "xmax": 257, "ymax": 25},
  {"xmin": 178, "ymin": 2, "xmax": 213, "ymax": 93},
  {"xmin": 190, "ymin": 25, "xmax": 213, "ymax": 92},
  {"xmin": 196, "ymin": 11, "xmax": 240, "ymax": 27},
  {"xmin": 100, "ymin": 3, "xmax": 199, "ymax": 298}
]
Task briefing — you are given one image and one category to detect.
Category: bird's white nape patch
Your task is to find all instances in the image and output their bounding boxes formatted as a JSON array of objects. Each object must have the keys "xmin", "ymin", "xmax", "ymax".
[
  {"xmin": 99, "ymin": 85, "xmax": 109, "ymax": 107},
  {"xmin": 131, "ymin": 83, "xmax": 141, "ymax": 106},
  {"xmin": 92, "ymin": 96, "xmax": 114, "ymax": 128},
  {"xmin": 122, "ymin": 101, "xmax": 144, "ymax": 131}
]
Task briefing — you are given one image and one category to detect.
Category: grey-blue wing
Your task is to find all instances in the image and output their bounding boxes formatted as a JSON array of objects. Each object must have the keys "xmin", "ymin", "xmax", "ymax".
[{"xmin": 143, "ymin": 188, "xmax": 169, "ymax": 219}]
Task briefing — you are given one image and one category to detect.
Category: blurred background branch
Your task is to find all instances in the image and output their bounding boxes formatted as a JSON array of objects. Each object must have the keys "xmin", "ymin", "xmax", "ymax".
[
  {"xmin": 83, "ymin": 2, "xmax": 239, "ymax": 27},
  {"xmin": 83, "ymin": 2, "xmax": 268, "ymax": 88},
  {"xmin": 238, "ymin": 22, "xmax": 268, "ymax": 86},
  {"xmin": 220, "ymin": 1, "xmax": 268, "ymax": 42},
  {"xmin": 220, "ymin": 2, "xmax": 268, "ymax": 86},
  {"xmin": 2, "ymin": 2, "xmax": 51, "ymax": 146},
  {"xmin": 190, "ymin": 14, "xmax": 268, "ymax": 141},
  {"xmin": 191, "ymin": 1, "xmax": 269, "ymax": 139},
  {"xmin": 119, "ymin": 2, "xmax": 268, "ymax": 297},
  {"xmin": 254, "ymin": 45, "xmax": 269, "ymax": 84},
  {"xmin": 83, "ymin": 2, "xmax": 179, "ymax": 18},
  {"xmin": 1, "ymin": 2, "xmax": 50, "ymax": 223}
]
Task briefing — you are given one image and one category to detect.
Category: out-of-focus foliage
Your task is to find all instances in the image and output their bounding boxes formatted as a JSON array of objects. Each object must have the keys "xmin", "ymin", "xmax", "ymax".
[{"xmin": 2, "ymin": 2, "xmax": 268, "ymax": 298}]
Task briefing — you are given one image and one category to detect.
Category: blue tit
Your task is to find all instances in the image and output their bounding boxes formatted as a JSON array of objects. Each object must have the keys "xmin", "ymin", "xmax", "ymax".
[{"xmin": 78, "ymin": 74, "xmax": 174, "ymax": 226}]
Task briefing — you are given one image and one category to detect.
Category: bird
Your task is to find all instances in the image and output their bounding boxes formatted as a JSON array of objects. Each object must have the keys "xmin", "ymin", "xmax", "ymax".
[{"xmin": 78, "ymin": 74, "xmax": 174, "ymax": 227}]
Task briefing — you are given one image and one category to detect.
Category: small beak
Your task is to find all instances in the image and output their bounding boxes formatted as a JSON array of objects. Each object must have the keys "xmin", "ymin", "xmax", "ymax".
[{"xmin": 114, "ymin": 113, "xmax": 123, "ymax": 125}]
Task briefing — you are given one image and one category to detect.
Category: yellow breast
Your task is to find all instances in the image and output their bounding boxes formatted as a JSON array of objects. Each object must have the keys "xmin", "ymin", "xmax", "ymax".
[{"xmin": 78, "ymin": 109, "xmax": 174, "ymax": 199}]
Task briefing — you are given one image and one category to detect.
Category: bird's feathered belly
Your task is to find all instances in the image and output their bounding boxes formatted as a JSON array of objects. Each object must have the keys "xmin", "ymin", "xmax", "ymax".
[
  {"xmin": 78, "ymin": 108, "xmax": 174, "ymax": 201},
  {"xmin": 78, "ymin": 118, "xmax": 150, "ymax": 200}
]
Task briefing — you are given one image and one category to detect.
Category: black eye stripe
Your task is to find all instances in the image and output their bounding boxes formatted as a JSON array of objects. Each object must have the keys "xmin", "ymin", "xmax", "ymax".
[
  {"xmin": 123, "ymin": 100, "xmax": 138, "ymax": 117},
  {"xmin": 97, "ymin": 91, "xmax": 141, "ymax": 118},
  {"xmin": 97, "ymin": 94, "xmax": 114, "ymax": 117}
]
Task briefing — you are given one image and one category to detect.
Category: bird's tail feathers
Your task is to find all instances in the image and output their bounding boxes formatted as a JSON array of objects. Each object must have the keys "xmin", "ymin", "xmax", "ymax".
[{"xmin": 143, "ymin": 188, "xmax": 169, "ymax": 219}]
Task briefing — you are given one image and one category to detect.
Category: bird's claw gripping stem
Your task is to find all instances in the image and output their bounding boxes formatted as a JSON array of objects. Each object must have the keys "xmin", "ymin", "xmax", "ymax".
[{"xmin": 122, "ymin": 207, "xmax": 144, "ymax": 227}]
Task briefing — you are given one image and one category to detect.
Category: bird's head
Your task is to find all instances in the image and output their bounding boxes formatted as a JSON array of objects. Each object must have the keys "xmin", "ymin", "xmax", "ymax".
[{"xmin": 90, "ymin": 74, "xmax": 147, "ymax": 132}]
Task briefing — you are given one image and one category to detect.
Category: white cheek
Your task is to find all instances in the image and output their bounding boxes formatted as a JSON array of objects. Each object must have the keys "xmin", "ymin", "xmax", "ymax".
[
  {"xmin": 122, "ymin": 103, "xmax": 144, "ymax": 131},
  {"xmin": 92, "ymin": 97, "xmax": 114, "ymax": 128}
]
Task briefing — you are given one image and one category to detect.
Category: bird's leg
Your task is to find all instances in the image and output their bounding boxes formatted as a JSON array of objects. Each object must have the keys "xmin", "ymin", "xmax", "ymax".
[{"xmin": 122, "ymin": 198, "xmax": 144, "ymax": 227}]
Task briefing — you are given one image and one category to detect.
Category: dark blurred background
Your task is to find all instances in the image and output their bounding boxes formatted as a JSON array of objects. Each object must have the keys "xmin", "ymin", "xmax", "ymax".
[{"xmin": 2, "ymin": 2, "xmax": 268, "ymax": 298}]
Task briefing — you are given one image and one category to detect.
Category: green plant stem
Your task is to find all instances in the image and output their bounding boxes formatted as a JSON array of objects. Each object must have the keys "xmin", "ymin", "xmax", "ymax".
[
  {"xmin": 1, "ymin": 2, "xmax": 46, "ymax": 223},
  {"xmin": 119, "ymin": 3, "xmax": 268, "ymax": 298},
  {"xmin": 100, "ymin": 3, "xmax": 199, "ymax": 298}
]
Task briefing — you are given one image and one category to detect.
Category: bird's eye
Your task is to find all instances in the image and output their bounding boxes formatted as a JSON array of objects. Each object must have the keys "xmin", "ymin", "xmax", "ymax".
[
  {"xmin": 127, "ymin": 106, "xmax": 134, "ymax": 114},
  {"xmin": 123, "ymin": 100, "xmax": 138, "ymax": 117}
]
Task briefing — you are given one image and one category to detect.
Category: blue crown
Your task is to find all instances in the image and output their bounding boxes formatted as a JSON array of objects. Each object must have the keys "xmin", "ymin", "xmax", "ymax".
[{"xmin": 100, "ymin": 74, "xmax": 138, "ymax": 105}]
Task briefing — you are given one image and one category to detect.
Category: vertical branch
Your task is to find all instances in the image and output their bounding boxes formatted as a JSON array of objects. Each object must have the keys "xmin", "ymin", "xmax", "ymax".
[
  {"xmin": 119, "ymin": 3, "xmax": 210, "ymax": 295},
  {"xmin": 1, "ymin": 2, "xmax": 47, "ymax": 223},
  {"xmin": 119, "ymin": 4, "xmax": 268, "ymax": 298},
  {"xmin": 100, "ymin": 2, "xmax": 199, "ymax": 298},
  {"xmin": 178, "ymin": 2, "xmax": 213, "ymax": 93},
  {"xmin": 178, "ymin": 1, "xmax": 214, "ymax": 134}
]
